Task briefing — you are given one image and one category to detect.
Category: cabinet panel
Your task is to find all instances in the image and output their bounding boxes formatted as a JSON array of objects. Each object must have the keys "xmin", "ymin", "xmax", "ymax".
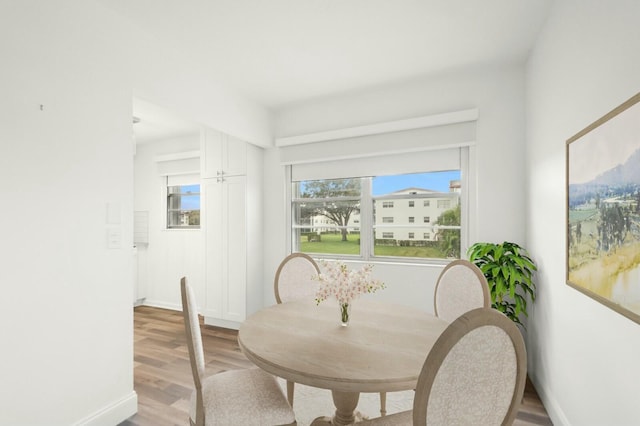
[
  {"xmin": 203, "ymin": 178, "xmax": 223, "ymax": 317},
  {"xmin": 202, "ymin": 128, "xmax": 223, "ymax": 179},
  {"xmin": 202, "ymin": 129, "xmax": 247, "ymax": 178},
  {"xmin": 222, "ymin": 176, "xmax": 247, "ymax": 321},
  {"xmin": 224, "ymin": 134, "xmax": 247, "ymax": 176},
  {"xmin": 203, "ymin": 176, "xmax": 247, "ymax": 322}
]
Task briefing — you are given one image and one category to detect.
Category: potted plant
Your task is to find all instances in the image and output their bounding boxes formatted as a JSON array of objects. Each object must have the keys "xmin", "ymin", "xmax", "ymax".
[{"xmin": 467, "ymin": 241, "xmax": 537, "ymax": 328}]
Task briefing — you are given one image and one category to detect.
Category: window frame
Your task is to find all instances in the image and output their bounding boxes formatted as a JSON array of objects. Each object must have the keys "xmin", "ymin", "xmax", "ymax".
[
  {"xmin": 165, "ymin": 178, "xmax": 201, "ymax": 230},
  {"xmin": 286, "ymin": 147, "xmax": 471, "ymax": 265}
]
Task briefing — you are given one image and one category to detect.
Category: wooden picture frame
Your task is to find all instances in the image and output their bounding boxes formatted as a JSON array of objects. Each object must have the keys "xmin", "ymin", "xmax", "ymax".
[{"xmin": 566, "ymin": 92, "xmax": 640, "ymax": 324}]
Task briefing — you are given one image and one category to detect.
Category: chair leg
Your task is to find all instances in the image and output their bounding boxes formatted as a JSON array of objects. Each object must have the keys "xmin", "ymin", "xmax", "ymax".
[
  {"xmin": 379, "ymin": 391, "xmax": 387, "ymax": 416},
  {"xmin": 287, "ymin": 380, "xmax": 295, "ymax": 406}
]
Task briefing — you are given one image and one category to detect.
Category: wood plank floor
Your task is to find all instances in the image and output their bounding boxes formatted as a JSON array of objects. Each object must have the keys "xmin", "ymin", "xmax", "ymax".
[{"xmin": 119, "ymin": 306, "xmax": 552, "ymax": 426}]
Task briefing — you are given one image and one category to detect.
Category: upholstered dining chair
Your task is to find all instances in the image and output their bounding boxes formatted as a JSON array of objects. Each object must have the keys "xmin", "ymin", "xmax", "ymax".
[
  {"xmin": 433, "ymin": 259, "xmax": 491, "ymax": 323},
  {"xmin": 273, "ymin": 252, "xmax": 320, "ymax": 407},
  {"xmin": 360, "ymin": 307, "xmax": 527, "ymax": 426},
  {"xmin": 274, "ymin": 252, "xmax": 321, "ymax": 304},
  {"xmin": 180, "ymin": 277, "xmax": 296, "ymax": 426}
]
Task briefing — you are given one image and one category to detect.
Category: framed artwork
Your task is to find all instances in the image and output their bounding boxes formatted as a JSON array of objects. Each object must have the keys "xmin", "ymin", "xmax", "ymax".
[{"xmin": 567, "ymin": 92, "xmax": 640, "ymax": 324}]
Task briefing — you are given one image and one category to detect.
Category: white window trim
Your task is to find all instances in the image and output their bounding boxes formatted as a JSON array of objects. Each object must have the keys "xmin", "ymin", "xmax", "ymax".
[
  {"xmin": 163, "ymin": 174, "xmax": 202, "ymax": 231},
  {"xmin": 276, "ymin": 108, "xmax": 478, "ymax": 147},
  {"xmin": 286, "ymin": 146, "xmax": 470, "ymax": 265}
]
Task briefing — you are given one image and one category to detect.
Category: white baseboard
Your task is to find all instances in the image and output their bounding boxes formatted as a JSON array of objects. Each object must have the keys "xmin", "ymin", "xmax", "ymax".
[
  {"xmin": 74, "ymin": 391, "xmax": 138, "ymax": 426},
  {"xmin": 528, "ymin": 374, "xmax": 571, "ymax": 425},
  {"xmin": 141, "ymin": 299, "xmax": 182, "ymax": 312},
  {"xmin": 204, "ymin": 316, "xmax": 241, "ymax": 330}
]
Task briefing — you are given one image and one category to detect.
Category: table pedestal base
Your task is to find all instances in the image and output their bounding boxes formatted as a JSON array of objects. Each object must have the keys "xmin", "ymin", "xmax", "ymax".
[{"xmin": 310, "ymin": 391, "xmax": 368, "ymax": 426}]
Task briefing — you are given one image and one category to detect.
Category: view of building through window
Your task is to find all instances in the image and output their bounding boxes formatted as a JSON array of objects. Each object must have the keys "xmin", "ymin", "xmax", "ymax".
[
  {"xmin": 292, "ymin": 170, "xmax": 461, "ymax": 260},
  {"xmin": 167, "ymin": 183, "xmax": 200, "ymax": 228}
]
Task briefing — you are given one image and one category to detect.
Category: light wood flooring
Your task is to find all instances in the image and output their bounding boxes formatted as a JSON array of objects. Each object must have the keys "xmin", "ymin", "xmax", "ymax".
[{"xmin": 119, "ymin": 306, "xmax": 553, "ymax": 426}]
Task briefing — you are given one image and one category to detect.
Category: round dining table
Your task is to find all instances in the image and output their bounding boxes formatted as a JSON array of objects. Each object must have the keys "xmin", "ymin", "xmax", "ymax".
[{"xmin": 238, "ymin": 299, "xmax": 449, "ymax": 425}]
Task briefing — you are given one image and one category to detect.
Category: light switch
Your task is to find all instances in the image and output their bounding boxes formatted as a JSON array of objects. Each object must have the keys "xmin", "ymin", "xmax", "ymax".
[{"xmin": 108, "ymin": 227, "xmax": 122, "ymax": 249}]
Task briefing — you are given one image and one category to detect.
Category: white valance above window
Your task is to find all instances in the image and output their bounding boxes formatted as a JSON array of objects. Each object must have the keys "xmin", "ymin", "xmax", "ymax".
[
  {"xmin": 166, "ymin": 173, "xmax": 200, "ymax": 186},
  {"xmin": 280, "ymin": 108, "xmax": 476, "ymax": 181},
  {"xmin": 291, "ymin": 147, "xmax": 463, "ymax": 181}
]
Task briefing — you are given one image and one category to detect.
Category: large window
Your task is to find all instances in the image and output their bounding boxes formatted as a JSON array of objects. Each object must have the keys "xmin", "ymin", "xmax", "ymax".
[
  {"xmin": 291, "ymin": 170, "xmax": 462, "ymax": 261},
  {"xmin": 167, "ymin": 182, "xmax": 200, "ymax": 228}
]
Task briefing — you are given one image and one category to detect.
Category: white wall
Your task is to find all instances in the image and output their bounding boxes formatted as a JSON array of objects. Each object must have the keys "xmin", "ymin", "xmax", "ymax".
[
  {"xmin": 124, "ymin": 17, "xmax": 273, "ymax": 147},
  {"xmin": 134, "ymin": 135, "xmax": 204, "ymax": 311},
  {"xmin": 264, "ymin": 63, "xmax": 528, "ymax": 311},
  {"xmin": 0, "ymin": 1, "xmax": 271, "ymax": 424},
  {"xmin": 0, "ymin": 2, "xmax": 136, "ymax": 424},
  {"xmin": 525, "ymin": 1, "xmax": 640, "ymax": 424}
]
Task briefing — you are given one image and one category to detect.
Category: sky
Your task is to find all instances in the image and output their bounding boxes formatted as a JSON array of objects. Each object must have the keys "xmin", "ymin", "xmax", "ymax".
[
  {"xmin": 373, "ymin": 170, "xmax": 460, "ymax": 195},
  {"xmin": 179, "ymin": 184, "xmax": 200, "ymax": 209},
  {"xmin": 569, "ymin": 98, "xmax": 640, "ymax": 184}
]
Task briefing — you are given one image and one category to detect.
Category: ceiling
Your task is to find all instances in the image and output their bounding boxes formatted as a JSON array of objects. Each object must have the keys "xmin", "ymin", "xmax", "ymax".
[{"xmin": 106, "ymin": 0, "xmax": 554, "ymax": 142}]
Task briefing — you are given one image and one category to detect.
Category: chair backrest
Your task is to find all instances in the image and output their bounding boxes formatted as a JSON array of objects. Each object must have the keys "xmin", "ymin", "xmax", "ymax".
[
  {"xmin": 433, "ymin": 259, "xmax": 491, "ymax": 323},
  {"xmin": 412, "ymin": 307, "xmax": 527, "ymax": 426},
  {"xmin": 274, "ymin": 252, "xmax": 320, "ymax": 304},
  {"xmin": 180, "ymin": 277, "xmax": 206, "ymax": 425}
]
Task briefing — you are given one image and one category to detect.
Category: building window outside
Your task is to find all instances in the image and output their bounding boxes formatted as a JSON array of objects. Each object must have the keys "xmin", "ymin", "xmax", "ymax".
[
  {"xmin": 383, "ymin": 201, "xmax": 394, "ymax": 208},
  {"xmin": 409, "ymin": 217, "xmax": 415, "ymax": 223},
  {"xmin": 383, "ymin": 217, "xmax": 394, "ymax": 223},
  {"xmin": 167, "ymin": 183, "xmax": 200, "ymax": 228},
  {"xmin": 408, "ymin": 201, "xmax": 415, "ymax": 207},
  {"xmin": 382, "ymin": 232, "xmax": 394, "ymax": 239},
  {"xmin": 408, "ymin": 232, "xmax": 415, "ymax": 239},
  {"xmin": 437, "ymin": 199, "xmax": 451, "ymax": 209},
  {"xmin": 424, "ymin": 200, "xmax": 430, "ymax": 207},
  {"xmin": 424, "ymin": 216, "xmax": 430, "ymax": 223}
]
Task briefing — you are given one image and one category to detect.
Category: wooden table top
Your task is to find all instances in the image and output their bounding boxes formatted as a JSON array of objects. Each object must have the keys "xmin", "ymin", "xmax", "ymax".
[{"xmin": 238, "ymin": 299, "xmax": 449, "ymax": 394}]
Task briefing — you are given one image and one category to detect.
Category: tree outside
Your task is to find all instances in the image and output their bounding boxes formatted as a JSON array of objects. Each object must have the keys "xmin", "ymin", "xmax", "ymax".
[
  {"xmin": 299, "ymin": 178, "xmax": 361, "ymax": 242},
  {"xmin": 436, "ymin": 204, "xmax": 461, "ymax": 258}
]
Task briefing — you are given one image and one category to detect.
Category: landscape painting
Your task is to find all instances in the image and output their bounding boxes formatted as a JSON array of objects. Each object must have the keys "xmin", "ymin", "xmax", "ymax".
[{"xmin": 567, "ymin": 92, "xmax": 640, "ymax": 324}]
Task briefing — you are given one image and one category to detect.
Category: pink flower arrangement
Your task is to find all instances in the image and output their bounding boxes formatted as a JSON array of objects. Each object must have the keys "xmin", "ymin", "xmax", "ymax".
[{"xmin": 314, "ymin": 260, "xmax": 385, "ymax": 306}]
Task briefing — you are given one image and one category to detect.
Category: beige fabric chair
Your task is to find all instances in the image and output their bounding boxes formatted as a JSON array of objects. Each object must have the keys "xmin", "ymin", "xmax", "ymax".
[
  {"xmin": 273, "ymin": 252, "xmax": 320, "ymax": 406},
  {"xmin": 433, "ymin": 259, "xmax": 491, "ymax": 323},
  {"xmin": 360, "ymin": 307, "xmax": 527, "ymax": 426},
  {"xmin": 180, "ymin": 277, "xmax": 296, "ymax": 426},
  {"xmin": 274, "ymin": 252, "xmax": 320, "ymax": 304}
]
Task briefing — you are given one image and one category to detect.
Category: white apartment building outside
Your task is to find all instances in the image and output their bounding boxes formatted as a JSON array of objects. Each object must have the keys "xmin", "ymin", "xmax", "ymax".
[
  {"xmin": 304, "ymin": 181, "xmax": 460, "ymax": 242},
  {"xmin": 374, "ymin": 184, "xmax": 460, "ymax": 242}
]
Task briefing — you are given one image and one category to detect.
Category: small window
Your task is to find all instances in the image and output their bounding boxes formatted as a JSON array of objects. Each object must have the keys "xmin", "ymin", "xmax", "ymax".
[
  {"xmin": 408, "ymin": 232, "xmax": 415, "ymax": 239},
  {"xmin": 424, "ymin": 216, "xmax": 430, "ymax": 223},
  {"xmin": 409, "ymin": 217, "xmax": 415, "ymax": 223},
  {"xmin": 424, "ymin": 200, "xmax": 430, "ymax": 207},
  {"xmin": 167, "ymin": 183, "xmax": 200, "ymax": 228},
  {"xmin": 382, "ymin": 217, "xmax": 394, "ymax": 223},
  {"xmin": 382, "ymin": 232, "xmax": 394, "ymax": 238},
  {"xmin": 408, "ymin": 201, "xmax": 415, "ymax": 207},
  {"xmin": 437, "ymin": 199, "xmax": 451, "ymax": 209},
  {"xmin": 383, "ymin": 201, "xmax": 394, "ymax": 208}
]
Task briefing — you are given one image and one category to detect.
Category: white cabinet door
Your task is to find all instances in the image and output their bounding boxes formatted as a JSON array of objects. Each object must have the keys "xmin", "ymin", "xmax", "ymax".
[
  {"xmin": 203, "ymin": 178, "xmax": 224, "ymax": 318},
  {"xmin": 203, "ymin": 176, "xmax": 247, "ymax": 322},
  {"xmin": 222, "ymin": 175, "xmax": 247, "ymax": 321},
  {"xmin": 223, "ymin": 134, "xmax": 247, "ymax": 177},
  {"xmin": 202, "ymin": 128, "xmax": 223, "ymax": 179},
  {"xmin": 202, "ymin": 129, "xmax": 247, "ymax": 178}
]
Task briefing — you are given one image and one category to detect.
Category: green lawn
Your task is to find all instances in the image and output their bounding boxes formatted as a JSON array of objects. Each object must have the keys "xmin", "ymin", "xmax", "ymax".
[
  {"xmin": 300, "ymin": 233, "xmax": 447, "ymax": 258},
  {"xmin": 300, "ymin": 233, "xmax": 360, "ymax": 255}
]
